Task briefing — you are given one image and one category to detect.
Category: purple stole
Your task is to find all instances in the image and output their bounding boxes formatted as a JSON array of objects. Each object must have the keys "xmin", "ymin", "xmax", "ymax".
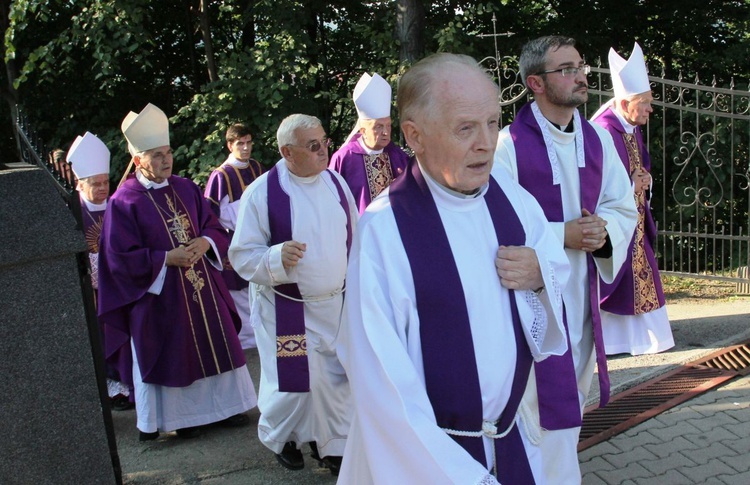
[
  {"xmin": 390, "ymin": 160, "xmax": 534, "ymax": 484},
  {"xmin": 266, "ymin": 165, "xmax": 352, "ymax": 392},
  {"xmin": 510, "ymin": 102, "xmax": 610, "ymax": 430}
]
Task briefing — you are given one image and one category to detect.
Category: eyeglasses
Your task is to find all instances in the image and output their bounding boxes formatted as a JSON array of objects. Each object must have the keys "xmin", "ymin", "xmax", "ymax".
[
  {"xmin": 536, "ymin": 64, "xmax": 591, "ymax": 77},
  {"xmin": 287, "ymin": 138, "xmax": 332, "ymax": 153}
]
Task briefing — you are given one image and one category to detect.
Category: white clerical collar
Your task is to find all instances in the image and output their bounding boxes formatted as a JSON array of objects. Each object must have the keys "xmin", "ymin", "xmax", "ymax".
[
  {"xmin": 531, "ymin": 101, "xmax": 586, "ymax": 186},
  {"xmin": 357, "ymin": 136, "xmax": 384, "ymax": 155},
  {"xmin": 79, "ymin": 194, "xmax": 107, "ymax": 211},
  {"xmin": 226, "ymin": 155, "xmax": 250, "ymax": 168},
  {"xmin": 136, "ymin": 170, "xmax": 169, "ymax": 189},
  {"xmin": 612, "ymin": 106, "xmax": 637, "ymax": 134},
  {"xmin": 417, "ymin": 160, "xmax": 488, "ymax": 212}
]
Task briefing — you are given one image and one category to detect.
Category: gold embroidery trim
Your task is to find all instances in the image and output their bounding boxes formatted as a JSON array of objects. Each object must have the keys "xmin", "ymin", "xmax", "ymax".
[
  {"xmin": 623, "ymin": 133, "xmax": 660, "ymax": 314},
  {"xmin": 364, "ymin": 152, "xmax": 394, "ymax": 201},
  {"xmin": 277, "ymin": 334, "xmax": 307, "ymax": 358}
]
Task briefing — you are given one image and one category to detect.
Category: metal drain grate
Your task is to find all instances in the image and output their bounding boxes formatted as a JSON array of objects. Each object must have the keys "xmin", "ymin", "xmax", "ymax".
[{"xmin": 578, "ymin": 340, "xmax": 750, "ymax": 451}]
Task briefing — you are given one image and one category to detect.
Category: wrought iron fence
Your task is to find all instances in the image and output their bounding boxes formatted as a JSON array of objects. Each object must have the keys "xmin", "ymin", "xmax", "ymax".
[{"xmin": 480, "ymin": 41, "xmax": 750, "ymax": 285}]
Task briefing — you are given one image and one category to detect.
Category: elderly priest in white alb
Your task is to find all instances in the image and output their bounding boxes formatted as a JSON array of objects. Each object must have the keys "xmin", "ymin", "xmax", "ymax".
[{"xmin": 338, "ymin": 53, "xmax": 570, "ymax": 485}]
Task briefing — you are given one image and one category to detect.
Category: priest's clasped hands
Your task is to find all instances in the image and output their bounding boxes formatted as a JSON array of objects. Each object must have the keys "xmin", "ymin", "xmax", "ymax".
[
  {"xmin": 565, "ymin": 208, "xmax": 608, "ymax": 252},
  {"xmin": 166, "ymin": 237, "xmax": 211, "ymax": 267}
]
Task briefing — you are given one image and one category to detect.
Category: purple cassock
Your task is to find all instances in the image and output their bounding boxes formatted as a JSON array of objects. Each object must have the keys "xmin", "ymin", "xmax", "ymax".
[
  {"xmin": 510, "ymin": 102, "xmax": 610, "ymax": 430},
  {"xmin": 389, "ymin": 160, "xmax": 535, "ymax": 484},
  {"xmin": 328, "ymin": 133, "xmax": 410, "ymax": 214},
  {"xmin": 97, "ymin": 175, "xmax": 246, "ymax": 388},
  {"xmin": 204, "ymin": 158, "xmax": 265, "ymax": 290},
  {"xmin": 593, "ymin": 107, "xmax": 666, "ymax": 314}
]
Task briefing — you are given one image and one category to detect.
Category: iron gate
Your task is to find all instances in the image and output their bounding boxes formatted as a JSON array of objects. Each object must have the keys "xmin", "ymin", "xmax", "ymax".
[{"xmin": 481, "ymin": 46, "xmax": 750, "ymax": 285}]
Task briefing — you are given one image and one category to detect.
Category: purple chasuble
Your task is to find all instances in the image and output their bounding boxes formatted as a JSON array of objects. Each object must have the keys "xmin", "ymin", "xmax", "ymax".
[
  {"xmin": 510, "ymin": 102, "xmax": 611, "ymax": 429},
  {"xmin": 266, "ymin": 166, "xmax": 352, "ymax": 392},
  {"xmin": 81, "ymin": 199, "xmax": 106, "ymax": 255},
  {"xmin": 389, "ymin": 160, "xmax": 534, "ymax": 484},
  {"xmin": 329, "ymin": 133, "xmax": 410, "ymax": 214},
  {"xmin": 98, "ymin": 175, "xmax": 246, "ymax": 388},
  {"xmin": 593, "ymin": 108, "xmax": 666, "ymax": 315},
  {"xmin": 204, "ymin": 159, "xmax": 264, "ymax": 291}
]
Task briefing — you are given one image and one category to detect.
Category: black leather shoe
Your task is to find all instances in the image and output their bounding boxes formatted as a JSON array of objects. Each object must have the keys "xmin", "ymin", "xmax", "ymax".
[
  {"xmin": 322, "ymin": 456, "xmax": 342, "ymax": 476},
  {"xmin": 275, "ymin": 442, "xmax": 304, "ymax": 471},
  {"xmin": 111, "ymin": 394, "xmax": 134, "ymax": 411},
  {"xmin": 176, "ymin": 426, "xmax": 202, "ymax": 439},
  {"xmin": 139, "ymin": 430, "xmax": 159, "ymax": 442},
  {"xmin": 218, "ymin": 413, "xmax": 250, "ymax": 427}
]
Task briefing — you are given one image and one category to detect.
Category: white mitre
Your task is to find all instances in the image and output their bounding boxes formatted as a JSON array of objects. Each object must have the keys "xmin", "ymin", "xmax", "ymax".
[
  {"xmin": 67, "ymin": 132, "xmax": 110, "ymax": 179},
  {"xmin": 609, "ymin": 42, "xmax": 650, "ymax": 99},
  {"xmin": 353, "ymin": 73, "xmax": 392, "ymax": 120},
  {"xmin": 121, "ymin": 103, "xmax": 170, "ymax": 154}
]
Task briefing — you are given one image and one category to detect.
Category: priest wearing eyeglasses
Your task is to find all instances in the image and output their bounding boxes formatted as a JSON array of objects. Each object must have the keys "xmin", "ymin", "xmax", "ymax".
[
  {"xmin": 494, "ymin": 35, "xmax": 637, "ymax": 483},
  {"xmin": 97, "ymin": 104, "xmax": 257, "ymax": 442},
  {"xmin": 329, "ymin": 72, "xmax": 410, "ymax": 214},
  {"xmin": 228, "ymin": 114, "xmax": 357, "ymax": 476}
]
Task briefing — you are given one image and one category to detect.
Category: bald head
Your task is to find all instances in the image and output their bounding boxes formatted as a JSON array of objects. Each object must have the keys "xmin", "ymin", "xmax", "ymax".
[{"xmin": 398, "ymin": 53, "xmax": 498, "ymax": 126}]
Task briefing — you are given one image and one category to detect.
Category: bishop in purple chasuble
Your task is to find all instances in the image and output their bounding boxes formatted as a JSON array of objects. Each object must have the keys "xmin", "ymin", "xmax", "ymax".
[
  {"xmin": 329, "ymin": 133, "xmax": 410, "ymax": 214},
  {"xmin": 593, "ymin": 107, "xmax": 666, "ymax": 315},
  {"xmin": 98, "ymin": 175, "xmax": 246, "ymax": 388}
]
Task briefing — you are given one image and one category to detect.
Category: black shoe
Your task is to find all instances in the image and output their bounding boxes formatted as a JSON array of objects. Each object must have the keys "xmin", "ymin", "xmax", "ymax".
[
  {"xmin": 275, "ymin": 442, "xmax": 304, "ymax": 471},
  {"xmin": 111, "ymin": 394, "xmax": 134, "ymax": 411},
  {"xmin": 322, "ymin": 456, "xmax": 342, "ymax": 476},
  {"xmin": 176, "ymin": 426, "xmax": 202, "ymax": 439},
  {"xmin": 218, "ymin": 413, "xmax": 250, "ymax": 427},
  {"xmin": 139, "ymin": 430, "xmax": 159, "ymax": 441}
]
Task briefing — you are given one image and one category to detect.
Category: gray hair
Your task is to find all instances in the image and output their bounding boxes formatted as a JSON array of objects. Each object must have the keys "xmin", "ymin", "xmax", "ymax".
[
  {"xmin": 397, "ymin": 52, "xmax": 496, "ymax": 123},
  {"xmin": 520, "ymin": 36, "xmax": 577, "ymax": 87},
  {"xmin": 276, "ymin": 114, "xmax": 322, "ymax": 151}
]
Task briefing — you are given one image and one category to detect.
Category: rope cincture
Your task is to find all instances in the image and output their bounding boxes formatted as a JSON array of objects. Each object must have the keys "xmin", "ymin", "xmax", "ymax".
[
  {"xmin": 270, "ymin": 286, "xmax": 344, "ymax": 303},
  {"xmin": 442, "ymin": 415, "xmax": 518, "ymax": 479}
]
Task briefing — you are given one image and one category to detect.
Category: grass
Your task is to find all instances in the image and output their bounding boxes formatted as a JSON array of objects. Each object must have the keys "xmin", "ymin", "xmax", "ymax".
[{"xmin": 661, "ymin": 275, "xmax": 743, "ymax": 302}]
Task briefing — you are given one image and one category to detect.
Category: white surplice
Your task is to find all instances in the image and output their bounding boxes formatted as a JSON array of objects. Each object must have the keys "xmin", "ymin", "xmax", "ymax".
[
  {"xmin": 337, "ymin": 164, "xmax": 570, "ymax": 484},
  {"xmin": 494, "ymin": 113, "xmax": 638, "ymax": 484},
  {"xmin": 228, "ymin": 159, "xmax": 358, "ymax": 457}
]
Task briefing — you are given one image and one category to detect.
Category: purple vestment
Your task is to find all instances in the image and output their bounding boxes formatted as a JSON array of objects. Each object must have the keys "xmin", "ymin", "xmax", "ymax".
[
  {"xmin": 80, "ymin": 198, "xmax": 106, "ymax": 289},
  {"xmin": 98, "ymin": 174, "xmax": 246, "ymax": 388},
  {"xmin": 267, "ymin": 166, "xmax": 352, "ymax": 392},
  {"xmin": 593, "ymin": 107, "xmax": 666, "ymax": 314},
  {"xmin": 204, "ymin": 159, "xmax": 264, "ymax": 290},
  {"xmin": 510, "ymin": 102, "xmax": 610, "ymax": 429},
  {"xmin": 389, "ymin": 160, "xmax": 535, "ymax": 484},
  {"xmin": 329, "ymin": 133, "xmax": 410, "ymax": 214}
]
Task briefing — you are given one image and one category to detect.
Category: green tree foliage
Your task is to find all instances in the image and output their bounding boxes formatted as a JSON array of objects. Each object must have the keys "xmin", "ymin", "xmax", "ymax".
[{"xmin": 3, "ymin": 0, "xmax": 750, "ymax": 186}]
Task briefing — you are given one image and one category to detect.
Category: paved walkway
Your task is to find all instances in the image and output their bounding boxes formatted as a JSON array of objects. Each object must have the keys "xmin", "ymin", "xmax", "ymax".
[
  {"xmin": 116, "ymin": 300, "xmax": 750, "ymax": 484},
  {"xmin": 581, "ymin": 374, "xmax": 750, "ymax": 485}
]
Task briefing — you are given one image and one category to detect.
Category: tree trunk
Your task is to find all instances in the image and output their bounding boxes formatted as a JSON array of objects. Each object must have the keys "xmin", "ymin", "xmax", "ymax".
[
  {"xmin": 198, "ymin": 0, "xmax": 219, "ymax": 82},
  {"xmin": 396, "ymin": 0, "xmax": 425, "ymax": 66}
]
